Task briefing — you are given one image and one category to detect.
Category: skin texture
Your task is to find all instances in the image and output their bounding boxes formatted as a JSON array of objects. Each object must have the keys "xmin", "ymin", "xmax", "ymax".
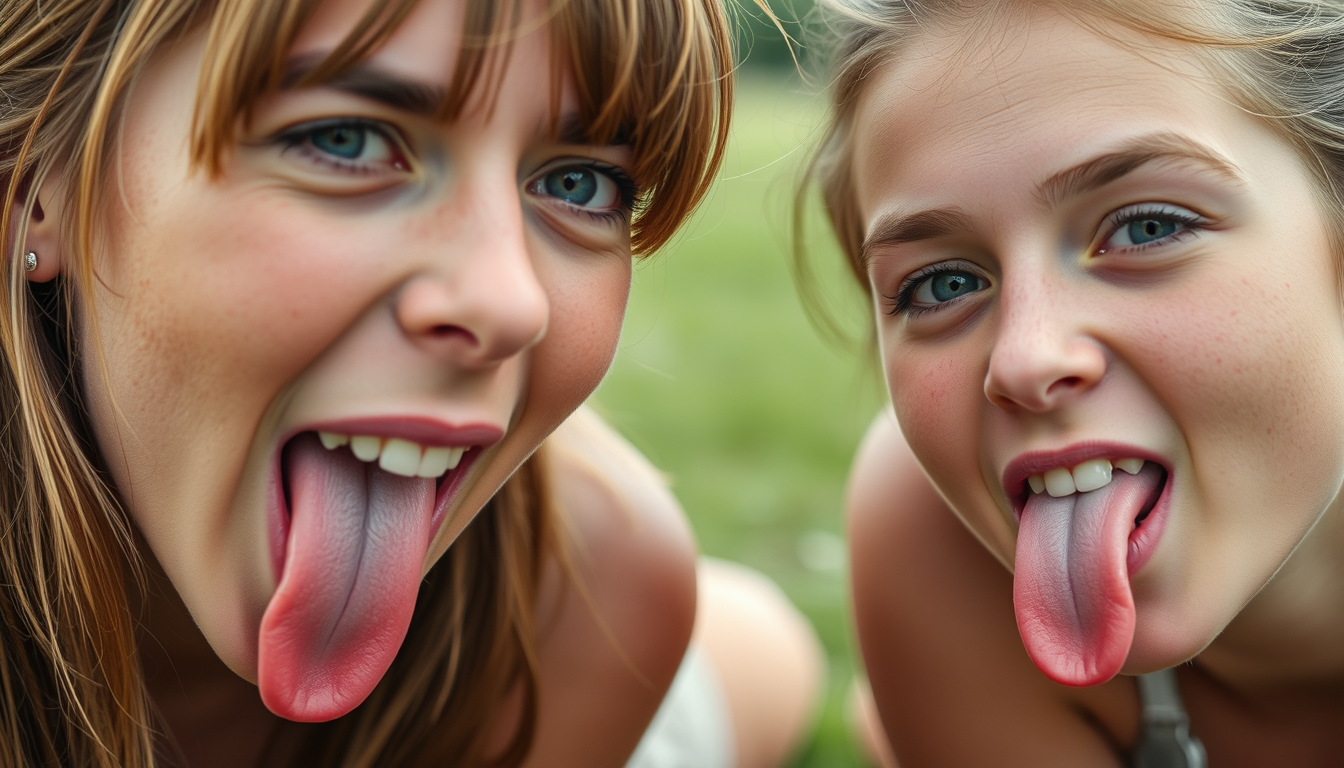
[
  {"xmin": 17, "ymin": 0, "xmax": 821, "ymax": 758},
  {"xmin": 522, "ymin": 411, "xmax": 824, "ymax": 768},
  {"xmin": 481, "ymin": 410, "xmax": 701, "ymax": 768},
  {"xmin": 134, "ymin": 408, "xmax": 701, "ymax": 767},
  {"xmin": 848, "ymin": 8, "xmax": 1344, "ymax": 766},
  {"xmin": 130, "ymin": 406, "xmax": 824, "ymax": 766},
  {"xmin": 58, "ymin": 0, "xmax": 633, "ymax": 685},
  {"xmin": 18, "ymin": 0, "xmax": 718, "ymax": 760}
]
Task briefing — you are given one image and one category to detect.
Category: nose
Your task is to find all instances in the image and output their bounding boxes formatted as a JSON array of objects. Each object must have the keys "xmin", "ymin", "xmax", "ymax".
[
  {"xmin": 395, "ymin": 195, "xmax": 549, "ymax": 368},
  {"xmin": 983, "ymin": 274, "xmax": 1106, "ymax": 412}
]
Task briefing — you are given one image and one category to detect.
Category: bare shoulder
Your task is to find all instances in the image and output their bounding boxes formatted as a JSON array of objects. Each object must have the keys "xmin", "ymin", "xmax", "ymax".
[
  {"xmin": 544, "ymin": 406, "xmax": 698, "ymax": 634},
  {"xmin": 546, "ymin": 405, "xmax": 696, "ymax": 566},
  {"xmin": 848, "ymin": 411, "xmax": 1137, "ymax": 767},
  {"xmin": 514, "ymin": 406, "xmax": 697, "ymax": 768}
]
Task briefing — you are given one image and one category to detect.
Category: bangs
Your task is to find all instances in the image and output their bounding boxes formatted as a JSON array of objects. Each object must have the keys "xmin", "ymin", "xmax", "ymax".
[{"xmin": 192, "ymin": 0, "xmax": 733, "ymax": 255}]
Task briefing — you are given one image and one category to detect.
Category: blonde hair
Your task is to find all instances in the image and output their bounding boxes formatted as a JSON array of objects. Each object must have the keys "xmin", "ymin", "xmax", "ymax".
[
  {"xmin": 0, "ymin": 0, "xmax": 734, "ymax": 765},
  {"xmin": 806, "ymin": 0, "xmax": 1344, "ymax": 290}
]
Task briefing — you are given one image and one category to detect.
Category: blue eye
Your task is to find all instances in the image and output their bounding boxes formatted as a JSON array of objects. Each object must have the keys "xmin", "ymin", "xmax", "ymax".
[
  {"xmin": 279, "ymin": 119, "xmax": 408, "ymax": 174},
  {"xmin": 887, "ymin": 264, "xmax": 990, "ymax": 316},
  {"xmin": 1101, "ymin": 204, "xmax": 1203, "ymax": 251},
  {"xmin": 545, "ymin": 168, "xmax": 600, "ymax": 205},
  {"xmin": 529, "ymin": 161, "xmax": 637, "ymax": 218},
  {"xmin": 535, "ymin": 165, "xmax": 623, "ymax": 211},
  {"xmin": 310, "ymin": 125, "xmax": 366, "ymax": 159},
  {"xmin": 915, "ymin": 272, "xmax": 984, "ymax": 304},
  {"xmin": 1124, "ymin": 218, "xmax": 1178, "ymax": 244}
]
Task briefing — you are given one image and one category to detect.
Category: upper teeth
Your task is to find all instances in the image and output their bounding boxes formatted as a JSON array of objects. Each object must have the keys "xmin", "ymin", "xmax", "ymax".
[
  {"xmin": 1026, "ymin": 458, "xmax": 1146, "ymax": 498},
  {"xmin": 317, "ymin": 431, "xmax": 468, "ymax": 479}
]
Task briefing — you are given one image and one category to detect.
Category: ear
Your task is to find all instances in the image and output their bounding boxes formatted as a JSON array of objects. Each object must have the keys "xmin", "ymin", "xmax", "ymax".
[{"xmin": 10, "ymin": 165, "xmax": 69, "ymax": 284}]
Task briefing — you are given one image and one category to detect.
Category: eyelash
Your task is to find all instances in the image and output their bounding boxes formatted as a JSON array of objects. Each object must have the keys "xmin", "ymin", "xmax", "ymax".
[
  {"xmin": 531, "ymin": 160, "xmax": 640, "ymax": 225},
  {"xmin": 1098, "ymin": 203, "xmax": 1205, "ymax": 253},
  {"xmin": 276, "ymin": 119, "xmax": 410, "ymax": 175},
  {"xmin": 883, "ymin": 262, "xmax": 987, "ymax": 317},
  {"xmin": 275, "ymin": 120, "xmax": 640, "ymax": 227},
  {"xmin": 881, "ymin": 204, "xmax": 1207, "ymax": 318}
]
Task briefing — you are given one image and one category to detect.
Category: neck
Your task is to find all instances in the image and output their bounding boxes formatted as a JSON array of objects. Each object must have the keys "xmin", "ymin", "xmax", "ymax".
[{"xmin": 1198, "ymin": 494, "xmax": 1344, "ymax": 693}]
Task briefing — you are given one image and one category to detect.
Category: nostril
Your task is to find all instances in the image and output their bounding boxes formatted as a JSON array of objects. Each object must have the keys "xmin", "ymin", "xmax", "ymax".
[
  {"xmin": 427, "ymin": 324, "xmax": 476, "ymax": 344},
  {"xmin": 1047, "ymin": 375, "xmax": 1084, "ymax": 395}
]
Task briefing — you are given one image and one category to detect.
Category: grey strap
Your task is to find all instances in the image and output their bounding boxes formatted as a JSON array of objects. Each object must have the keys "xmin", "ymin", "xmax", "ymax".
[{"xmin": 1131, "ymin": 669, "xmax": 1207, "ymax": 768}]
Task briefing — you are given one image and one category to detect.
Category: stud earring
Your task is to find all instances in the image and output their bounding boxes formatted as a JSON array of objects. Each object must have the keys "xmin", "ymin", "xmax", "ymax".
[{"xmin": 24, "ymin": 252, "xmax": 36, "ymax": 272}]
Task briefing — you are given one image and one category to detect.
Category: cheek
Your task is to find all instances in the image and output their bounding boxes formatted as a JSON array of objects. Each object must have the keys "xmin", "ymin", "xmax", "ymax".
[
  {"xmin": 1126, "ymin": 254, "xmax": 1344, "ymax": 521},
  {"xmin": 435, "ymin": 251, "xmax": 629, "ymax": 554},
  {"xmin": 96, "ymin": 190, "xmax": 390, "ymax": 426},
  {"xmin": 167, "ymin": 192, "xmax": 389, "ymax": 354},
  {"xmin": 520, "ymin": 252, "xmax": 631, "ymax": 440},
  {"xmin": 882, "ymin": 324, "xmax": 989, "ymax": 490}
]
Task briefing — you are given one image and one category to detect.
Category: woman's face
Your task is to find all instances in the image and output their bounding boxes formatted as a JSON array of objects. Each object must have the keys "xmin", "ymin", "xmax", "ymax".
[
  {"xmin": 78, "ymin": 0, "xmax": 633, "ymax": 719},
  {"xmin": 854, "ymin": 10, "xmax": 1344, "ymax": 682}
]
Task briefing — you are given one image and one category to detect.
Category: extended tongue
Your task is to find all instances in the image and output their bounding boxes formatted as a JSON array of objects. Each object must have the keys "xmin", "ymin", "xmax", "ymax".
[
  {"xmin": 259, "ymin": 433, "xmax": 435, "ymax": 721},
  {"xmin": 1013, "ymin": 464, "xmax": 1163, "ymax": 686}
]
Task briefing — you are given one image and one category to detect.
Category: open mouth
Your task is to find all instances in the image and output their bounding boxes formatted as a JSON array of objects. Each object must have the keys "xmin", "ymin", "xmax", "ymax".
[
  {"xmin": 1011, "ymin": 457, "xmax": 1169, "ymax": 534},
  {"xmin": 259, "ymin": 421, "xmax": 501, "ymax": 721},
  {"xmin": 1008, "ymin": 454, "xmax": 1172, "ymax": 687},
  {"xmin": 274, "ymin": 429, "xmax": 488, "ymax": 580}
]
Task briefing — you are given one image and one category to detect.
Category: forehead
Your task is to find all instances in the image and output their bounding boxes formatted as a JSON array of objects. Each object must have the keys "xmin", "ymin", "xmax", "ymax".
[
  {"xmin": 287, "ymin": 0, "xmax": 559, "ymax": 98},
  {"xmin": 292, "ymin": 0, "xmax": 465, "ymax": 77},
  {"xmin": 851, "ymin": 9, "xmax": 1251, "ymax": 224}
]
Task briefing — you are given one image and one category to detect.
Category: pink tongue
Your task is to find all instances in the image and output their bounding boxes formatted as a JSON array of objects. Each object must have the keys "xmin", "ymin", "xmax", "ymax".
[
  {"xmin": 1013, "ymin": 464, "xmax": 1162, "ymax": 686},
  {"xmin": 258, "ymin": 433, "xmax": 435, "ymax": 721}
]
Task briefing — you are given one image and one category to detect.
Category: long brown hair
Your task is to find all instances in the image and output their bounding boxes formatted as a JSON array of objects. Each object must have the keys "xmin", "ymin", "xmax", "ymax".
[{"xmin": 0, "ymin": 0, "xmax": 735, "ymax": 765}]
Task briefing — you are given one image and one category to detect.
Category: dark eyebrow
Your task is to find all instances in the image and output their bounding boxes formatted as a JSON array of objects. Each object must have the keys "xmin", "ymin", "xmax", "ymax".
[
  {"xmin": 1036, "ymin": 131, "xmax": 1244, "ymax": 207},
  {"xmin": 281, "ymin": 55, "xmax": 446, "ymax": 117},
  {"xmin": 280, "ymin": 56, "xmax": 624, "ymax": 149},
  {"xmin": 860, "ymin": 206, "xmax": 975, "ymax": 272}
]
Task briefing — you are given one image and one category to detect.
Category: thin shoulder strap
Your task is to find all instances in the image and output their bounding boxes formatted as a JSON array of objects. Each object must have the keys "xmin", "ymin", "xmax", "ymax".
[{"xmin": 1131, "ymin": 668, "xmax": 1207, "ymax": 768}]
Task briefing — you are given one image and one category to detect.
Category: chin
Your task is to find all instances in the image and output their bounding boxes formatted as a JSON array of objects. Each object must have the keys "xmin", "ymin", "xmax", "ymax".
[{"xmin": 1124, "ymin": 596, "xmax": 1227, "ymax": 674}]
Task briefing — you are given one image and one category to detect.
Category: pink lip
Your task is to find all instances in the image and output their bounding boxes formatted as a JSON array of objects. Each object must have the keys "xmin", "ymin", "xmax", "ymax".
[
  {"xmin": 267, "ymin": 417, "xmax": 505, "ymax": 581},
  {"xmin": 1002, "ymin": 440, "xmax": 1173, "ymax": 576}
]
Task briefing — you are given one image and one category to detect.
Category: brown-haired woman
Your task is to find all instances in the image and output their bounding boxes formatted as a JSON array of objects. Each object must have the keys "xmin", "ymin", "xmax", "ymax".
[{"xmin": 0, "ymin": 0, "xmax": 820, "ymax": 765}]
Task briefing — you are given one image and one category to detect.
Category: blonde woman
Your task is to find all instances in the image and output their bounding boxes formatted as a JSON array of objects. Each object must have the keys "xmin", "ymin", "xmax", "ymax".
[
  {"xmin": 808, "ymin": 0, "xmax": 1344, "ymax": 765},
  {"xmin": 0, "ymin": 0, "xmax": 820, "ymax": 765}
]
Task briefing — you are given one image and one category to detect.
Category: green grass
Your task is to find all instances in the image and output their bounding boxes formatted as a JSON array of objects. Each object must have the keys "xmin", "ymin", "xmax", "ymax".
[{"xmin": 593, "ymin": 73, "xmax": 884, "ymax": 767}]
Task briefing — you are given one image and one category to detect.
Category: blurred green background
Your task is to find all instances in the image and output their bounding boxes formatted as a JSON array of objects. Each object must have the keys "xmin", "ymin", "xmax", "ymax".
[{"xmin": 592, "ymin": 5, "xmax": 885, "ymax": 764}]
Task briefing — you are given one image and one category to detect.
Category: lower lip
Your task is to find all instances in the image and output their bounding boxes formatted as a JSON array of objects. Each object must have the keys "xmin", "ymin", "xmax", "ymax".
[
  {"xmin": 267, "ymin": 443, "xmax": 488, "ymax": 582},
  {"xmin": 1126, "ymin": 471, "xmax": 1172, "ymax": 576}
]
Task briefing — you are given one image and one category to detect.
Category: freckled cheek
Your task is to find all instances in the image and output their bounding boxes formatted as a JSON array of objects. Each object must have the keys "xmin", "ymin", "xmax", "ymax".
[
  {"xmin": 151, "ymin": 198, "xmax": 391, "ymax": 379},
  {"xmin": 519, "ymin": 257, "xmax": 631, "ymax": 441},
  {"xmin": 884, "ymin": 341, "xmax": 987, "ymax": 500},
  {"xmin": 1125, "ymin": 277, "xmax": 1344, "ymax": 506}
]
